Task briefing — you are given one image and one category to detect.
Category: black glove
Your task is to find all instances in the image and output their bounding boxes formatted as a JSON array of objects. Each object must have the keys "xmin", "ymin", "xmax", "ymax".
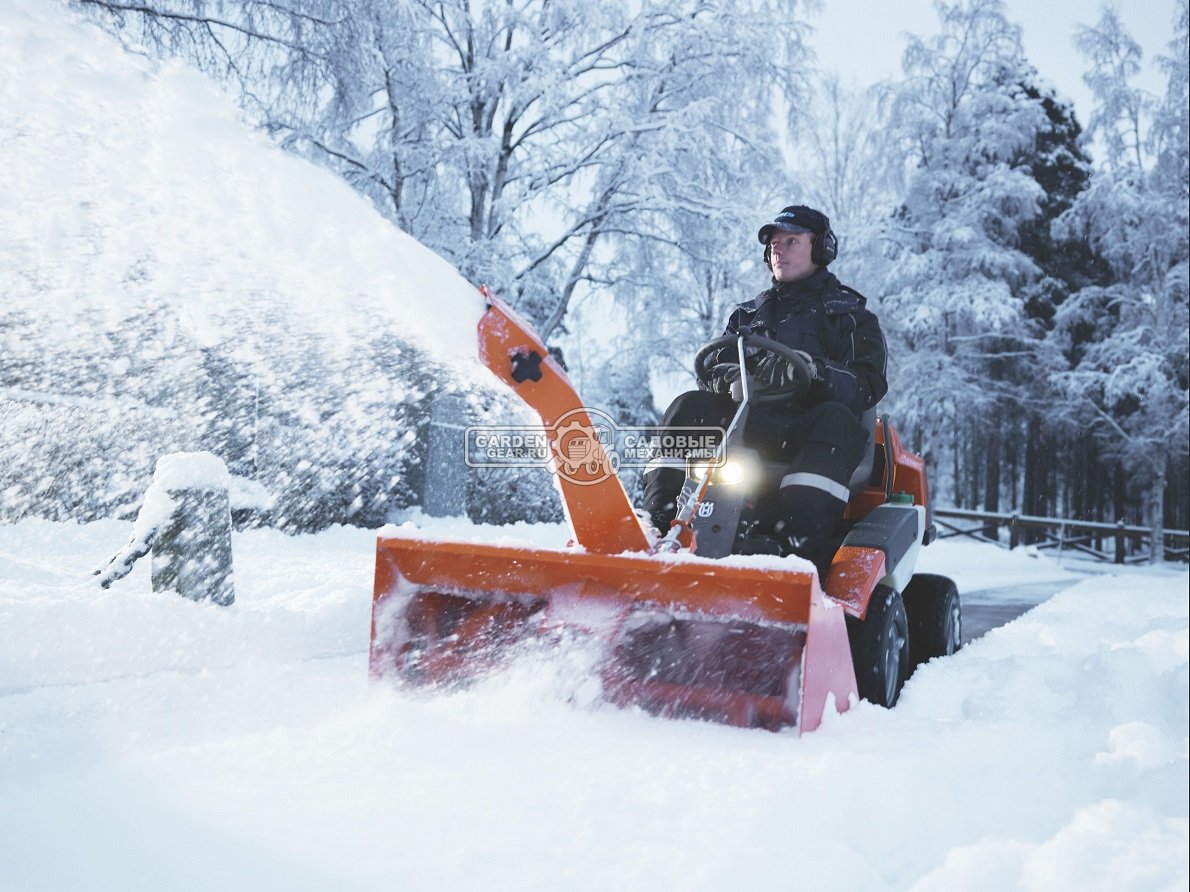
[
  {"xmin": 754, "ymin": 351, "xmax": 823, "ymax": 388},
  {"xmin": 791, "ymin": 349, "xmax": 824, "ymax": 382},
  {"xmin": 706, "ymin": 363, "xmax": 741, "ymax": 394},
  {"xmin": 753, "ymin": 354, "xmax": 786, "ymax": 387}
]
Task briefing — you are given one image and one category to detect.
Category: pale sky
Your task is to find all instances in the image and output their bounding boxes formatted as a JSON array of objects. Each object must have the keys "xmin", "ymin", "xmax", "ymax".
[{"xmin": 808, "ymin": 0, "xmax": 1177, "ymax": 135}]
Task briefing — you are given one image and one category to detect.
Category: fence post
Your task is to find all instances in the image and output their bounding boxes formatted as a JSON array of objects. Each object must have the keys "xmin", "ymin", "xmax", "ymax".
[
  {"xmin": 423, "ymin": 392, "xmax": 470, "ymax": 518},
  {"xmin": 1115, "ymin": 519, "xmax": 1126, "ymax": 565},
  {"xmin": 149, "ymin": 453, "xmax": 235, "ymax": 606},
  {"xmin": 1009, "ymin": 514, "xmax": 1020, "ymax": 549}
]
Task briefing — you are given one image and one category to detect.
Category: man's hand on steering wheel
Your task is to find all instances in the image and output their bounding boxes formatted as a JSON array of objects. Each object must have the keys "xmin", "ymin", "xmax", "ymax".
[
  {"xmin": 754, "ymin": 350, "xmax": 822, "ymax": 387},
  {"xmin": 693, "ymin": 333, "xmax": 817, "ymax": 402},
  {"xmin": 706, "ymin": 363, "xmax": 742, "ymax": 394}
]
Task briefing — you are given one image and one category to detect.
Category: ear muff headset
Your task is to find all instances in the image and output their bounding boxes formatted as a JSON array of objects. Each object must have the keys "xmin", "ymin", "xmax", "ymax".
[
  {"xmin": 811, "ymin": 216, "xmax": 839, "ymax": 266},
  {"xmin": 760, "ymin": 206, "xmax": 839, "ymax": 268}
]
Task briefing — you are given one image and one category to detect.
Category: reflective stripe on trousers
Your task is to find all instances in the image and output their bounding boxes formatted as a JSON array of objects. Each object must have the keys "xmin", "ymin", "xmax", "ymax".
[{"xmin": 780, "ymin": 471, "xmax": 851, "ymax": 504}]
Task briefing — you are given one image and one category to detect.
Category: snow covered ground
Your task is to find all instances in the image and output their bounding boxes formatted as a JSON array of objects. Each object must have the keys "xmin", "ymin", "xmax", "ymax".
[
  {"xmin": 0, "ymin": 517, "xmax": 1186, "ymax": 891},
  {"xmin": 0, "ymin": 1, "xmax": 1186, "ymax": 889}
]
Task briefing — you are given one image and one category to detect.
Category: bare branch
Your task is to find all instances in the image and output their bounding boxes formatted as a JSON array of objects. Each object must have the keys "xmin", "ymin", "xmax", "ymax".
[{"xmin": 75, "ymin": 0, "xmax": 327, "ymax": 56}]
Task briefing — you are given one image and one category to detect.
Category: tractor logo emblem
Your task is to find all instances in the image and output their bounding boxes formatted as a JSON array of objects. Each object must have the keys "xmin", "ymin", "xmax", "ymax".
[
  {"xmin": 465, "ymin": 409, "xmax": 723, "ymax": 488},
  {"xmin": 552, "ymin": 412, "xmax": 620, "ymax": 485}
]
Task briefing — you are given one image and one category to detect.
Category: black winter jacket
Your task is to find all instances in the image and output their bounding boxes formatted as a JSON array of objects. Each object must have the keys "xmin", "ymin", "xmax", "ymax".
[{"xmin": 710, "ymin": 269, "xmax": 887, "ymax": 416}]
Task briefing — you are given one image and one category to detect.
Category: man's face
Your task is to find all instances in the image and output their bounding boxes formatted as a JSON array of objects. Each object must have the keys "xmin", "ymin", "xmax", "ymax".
[{"xmin": 768, "ymin": 230, "xmax": 817, "ymax": 282}]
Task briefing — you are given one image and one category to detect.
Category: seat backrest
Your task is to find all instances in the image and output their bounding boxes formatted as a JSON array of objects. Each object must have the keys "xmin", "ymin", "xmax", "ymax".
[{"xmin": 848, "ymin": 406, "xmax": 879, "ymax": 497}]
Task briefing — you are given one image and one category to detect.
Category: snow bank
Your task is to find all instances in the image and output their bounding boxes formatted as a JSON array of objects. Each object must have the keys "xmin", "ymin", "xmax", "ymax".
[{"xmin": 0, "ymin": 518, "xmax": 1185, "ymax": 891}]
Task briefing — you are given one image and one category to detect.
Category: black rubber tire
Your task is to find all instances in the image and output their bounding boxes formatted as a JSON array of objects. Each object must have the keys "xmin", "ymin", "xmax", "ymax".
[
  {"xmin": 902, "ymin": 573, "xmax": 962, "ymax": 672},
  {"xmin": 846, "ymin": 584, "xmax": 910, "ymax": 708}
]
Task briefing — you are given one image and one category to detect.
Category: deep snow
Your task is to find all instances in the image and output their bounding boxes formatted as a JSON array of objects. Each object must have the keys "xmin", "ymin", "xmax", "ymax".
[
  {"xmin": 0, "ymin": 1, "xmax": 1187, "ymax": 889},
  {"xmin": 0, "ymin": 518, "xmax": 1186, "ymax": 890}
]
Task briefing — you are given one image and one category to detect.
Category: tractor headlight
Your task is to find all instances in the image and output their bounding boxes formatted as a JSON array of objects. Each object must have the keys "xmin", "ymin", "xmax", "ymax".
[
  {"xmin": 717, "ymin": 459, "xmax": 748, "ymax": 485},
  {"xmin": 689, "ymin": 458, "xmax": 750, "ymax": 486}
]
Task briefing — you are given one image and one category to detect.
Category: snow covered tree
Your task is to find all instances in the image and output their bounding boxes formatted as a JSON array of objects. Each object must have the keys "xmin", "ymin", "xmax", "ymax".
[
  {"xmin": 1048, "ymin": 2, "xmax": 1189, "ymax": 559},
  {"xmin": 787, "ymin": 76, "xmax": 903, "ymax": 364},
  {"xmin": 1000, "ymin": 80, "xmax": 1121, "ymax": 527},
  {"xmin": 798, "ymin": 75, "xmax": 898, "ymax": 241},
  {"xmin": 878, "ymin": 0, "xmax": 1050, "ymax": 505},
  {"xmin": 65, "ymin": 0, "xmax": 819, "ymax": 526},
  {"xmin": 79, "ymin": 0, "xmax": 810, "ymax": 348}
]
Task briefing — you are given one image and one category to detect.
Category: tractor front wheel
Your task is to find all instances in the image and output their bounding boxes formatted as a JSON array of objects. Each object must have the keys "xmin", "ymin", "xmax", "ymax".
[
  {"xmin": 903, "ymin": 573, "xmax": 962, "ymax": 672},
  {"xmin": 847, "ymin": 584, "xmax": 909, "ymax": 708}
]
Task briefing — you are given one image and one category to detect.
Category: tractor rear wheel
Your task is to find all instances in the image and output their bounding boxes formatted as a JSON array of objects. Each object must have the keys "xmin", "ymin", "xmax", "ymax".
[
  {"xmin": 846, "ymin": 584, "xmax": 909, "ymax": 708},
  {"xmin": 902, "ymin": 574, "xmax": 961, "ymax": 672}
]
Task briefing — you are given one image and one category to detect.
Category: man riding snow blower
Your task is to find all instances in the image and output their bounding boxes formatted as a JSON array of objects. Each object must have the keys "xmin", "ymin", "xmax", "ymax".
[
  {"xmin": 641, "ymin": 205, "xmax": 886, "ymax": 580},
  {"xmin": 369, "ymin": 205, "xmax": 960, "ymax": 733}
]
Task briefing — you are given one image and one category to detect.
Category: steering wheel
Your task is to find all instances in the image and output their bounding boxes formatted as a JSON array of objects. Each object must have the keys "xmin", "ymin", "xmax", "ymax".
[{"xmin": 693, "ymin": 332, "xmax": 813, "ymax": 403}]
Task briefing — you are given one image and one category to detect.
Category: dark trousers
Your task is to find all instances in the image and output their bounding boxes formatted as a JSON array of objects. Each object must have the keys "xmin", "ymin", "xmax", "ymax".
[{"xmin": 641, "ymin": 390, "xmax": 868, "ymax": 553}]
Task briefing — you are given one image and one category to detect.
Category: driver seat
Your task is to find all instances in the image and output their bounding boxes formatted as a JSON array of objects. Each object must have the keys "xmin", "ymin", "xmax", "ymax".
[{"xmin": 847, "ymin": 407, "xmax": 879, "ymax": 497}]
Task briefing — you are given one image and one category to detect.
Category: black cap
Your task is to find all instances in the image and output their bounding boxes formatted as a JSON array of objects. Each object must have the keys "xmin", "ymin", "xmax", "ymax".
[{"xmin": 758, "ymin": 205, "xmax": 829, "ymax": 243}]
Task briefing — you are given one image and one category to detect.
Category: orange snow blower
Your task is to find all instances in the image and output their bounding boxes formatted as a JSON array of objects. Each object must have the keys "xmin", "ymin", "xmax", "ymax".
[{"xmin": 369, "ymin": 287, "xmax": 959, "ymax": 732}]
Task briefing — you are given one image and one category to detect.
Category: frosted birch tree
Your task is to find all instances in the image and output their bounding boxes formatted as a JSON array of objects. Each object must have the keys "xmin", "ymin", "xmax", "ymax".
[{"xmin": 80, "ymin": 0, "xmax": 811, "ymax": 344}]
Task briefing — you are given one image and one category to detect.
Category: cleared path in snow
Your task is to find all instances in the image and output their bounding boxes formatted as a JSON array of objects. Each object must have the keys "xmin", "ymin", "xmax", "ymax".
[{"xmin": 960, "ymin": 580, "xmax": 1076, "ymax": 643}]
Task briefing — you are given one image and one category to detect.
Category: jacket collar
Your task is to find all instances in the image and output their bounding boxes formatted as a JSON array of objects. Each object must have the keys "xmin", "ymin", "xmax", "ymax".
[{"xmin": 761, "ymin": 268, "xmax": 835, "ymax": 304}]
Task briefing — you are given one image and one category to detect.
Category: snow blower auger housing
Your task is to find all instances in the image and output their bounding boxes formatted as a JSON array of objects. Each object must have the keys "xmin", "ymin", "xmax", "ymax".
[{"xmin": 370, "ymin": 287, "xmax": 960, "ymax": 732}]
